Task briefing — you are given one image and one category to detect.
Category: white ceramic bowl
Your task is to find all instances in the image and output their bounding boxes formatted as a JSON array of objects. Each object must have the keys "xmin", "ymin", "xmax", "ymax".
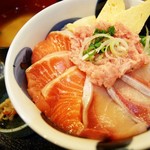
[{"xmin": 4, "ymin": 0, "xmax": 150, "ymax": 149}]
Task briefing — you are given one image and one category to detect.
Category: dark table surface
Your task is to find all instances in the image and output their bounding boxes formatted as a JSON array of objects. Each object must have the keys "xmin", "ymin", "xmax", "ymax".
[{"xmin": 0, "ymin": 131, "xmax": 66, "ymax": 150}]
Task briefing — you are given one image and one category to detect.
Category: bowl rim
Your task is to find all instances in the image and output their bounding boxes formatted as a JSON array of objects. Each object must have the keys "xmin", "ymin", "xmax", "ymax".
[
  {"xmin": 0, "ymin": 123, "xmax": 28, "ymax": 133},
  {"xmin": 4, "ymin": 0, "xmax": 150, "ymax": 149}
]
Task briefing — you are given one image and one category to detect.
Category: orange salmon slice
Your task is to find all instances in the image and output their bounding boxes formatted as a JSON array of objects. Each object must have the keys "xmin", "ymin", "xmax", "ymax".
[
  {"xmin": 32, "ymin": 31, "xmax": 71, "ymax": 63},
  {"xmin": 42, "ymin": 66, "xmax": 85, "ymax": 135},
  {"xmin": 26, "ymin": 51, "xmax": 73, "ymax": 104}
]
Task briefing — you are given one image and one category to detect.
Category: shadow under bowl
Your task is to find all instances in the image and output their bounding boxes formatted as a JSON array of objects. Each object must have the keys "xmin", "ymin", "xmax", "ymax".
[{"xmin": 0, "ymin": 47, "xmax": 33, "ymax": 138}]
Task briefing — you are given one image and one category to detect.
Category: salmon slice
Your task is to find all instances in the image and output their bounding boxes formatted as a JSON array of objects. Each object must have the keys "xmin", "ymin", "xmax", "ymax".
[
  {"xmin": 80, "ymin": 128, "xmax": 109, "ymax": 141},
  {"xmin": 42, "ymin": 66, "xmax": 85, "ymax": 136},
  {"xmin": 31, "ymin": 31, "xmax": 72, "ymax": 63},
  {"xmin": 113, "ymin": 79, "xmax": 150, "ymax": 125},
  {"xmin": 26, "ymin": 51, "xmax": 73, "ymax": 105},
  {"xmin": 87, "ymin": 85, "xmax": 147, "ymax": 140},
  {"xmin": 127, "ymin": 63, "xmax": 150, "ymax": 88}
]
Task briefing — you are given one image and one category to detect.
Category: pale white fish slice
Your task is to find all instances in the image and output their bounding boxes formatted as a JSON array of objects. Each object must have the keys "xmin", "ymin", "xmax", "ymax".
[
  {"xmin": 107, "ymin": 87, "xmax": 148, "ymax": 126},
  {"xmin": 82, "ymin": 76, "xmax": 93, "ymax": 127},
  {"xmin": 121, "ymin": 75, "xmax": 150, "ymax": 97}
]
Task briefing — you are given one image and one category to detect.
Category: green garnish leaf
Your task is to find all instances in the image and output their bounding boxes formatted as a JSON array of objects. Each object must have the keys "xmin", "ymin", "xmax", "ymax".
[
  {"xmin": 94, "ymin": 42, "xmax": 101, "ymax": 48},
  {"xmin": 86, "ymin": 50, "xmax": 97, "ymax": 61},
  {"xmin": 94, "ymin": 28, "xmax": 107, "ymax": 35},
  {"xmin": 108, "ymin": 26, "xmax": 115, "ymax": 36},
  {"xmin": 82, "ymin": 26, "xmax": 116, "ymax": 61},
  {"xmin": 140, "ymin": 36, "xmax": 146, "ymax": 46}
]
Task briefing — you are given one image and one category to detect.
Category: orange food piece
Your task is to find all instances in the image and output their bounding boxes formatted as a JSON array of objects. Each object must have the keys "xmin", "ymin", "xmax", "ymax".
[
  {"xmin": 42, "ymin": 66, "xmax": 85, "ymax": 135},
  {"xmin": 26, "ymin": 51, "xmax": 73, "ymax": 110},
  {"xmin": 32, "ymin": 31, "xmax": 71, "ymax": 63},
  {"xmin": 80, "ymin": 128, "xmax": 109, "ymax": 141}
]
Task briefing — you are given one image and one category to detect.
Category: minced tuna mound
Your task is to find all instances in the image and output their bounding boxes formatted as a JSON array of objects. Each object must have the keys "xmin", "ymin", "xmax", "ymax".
[{"xmin": 69, "ymin": 22, "xmax": 150, "ymax": 88}]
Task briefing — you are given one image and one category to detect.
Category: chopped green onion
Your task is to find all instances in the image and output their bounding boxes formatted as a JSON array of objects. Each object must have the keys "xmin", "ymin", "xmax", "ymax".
[
  {"xmin": 94, "ymin": 26, "xmax": 115, "ymax": 36},
  {"xmin": 94, "ymin": 42, "xmax": 101, "ymax": 48},
  {"xmin": 108, "ymin": 26, "xmax": 115, "ymax": 36},
  {"xmin": 94, "ymin": 28, "xmax": 107, "ymax": 35},
  {"xmin": 81, "ymin": 26, "xmax": 129, "ymax": 61},
  {"xmin": 82, "ymin": 34, "xmax": 128, "ymax": 61},
  {"xmin": 144, "ymin": 27, "xmax": 150, "ymax": 55},
  {"xmin": 82, "ymin": 50, "xmax": 96, "ymax": 61},
  {"xmin": 140, "ymin": 36, "xmax": 146, "ymax": 46}
]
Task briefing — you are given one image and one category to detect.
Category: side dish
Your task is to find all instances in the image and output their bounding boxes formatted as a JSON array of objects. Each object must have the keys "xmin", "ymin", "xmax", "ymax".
[
  {"xmin": 0, "ymin": 98, "xmax": 16, "ymax": 121},
  {"xmin": 25, "ymin": 0, "xmax": 150, "ymax": 141}
]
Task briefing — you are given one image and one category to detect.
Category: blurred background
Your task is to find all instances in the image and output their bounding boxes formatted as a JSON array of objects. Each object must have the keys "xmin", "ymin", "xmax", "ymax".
[{"xmin": 0, "ymin": 0, "xmax": 59, "ymax": 47}]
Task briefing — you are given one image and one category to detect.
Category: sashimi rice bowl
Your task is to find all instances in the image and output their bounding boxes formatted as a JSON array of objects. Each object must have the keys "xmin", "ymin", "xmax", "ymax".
[{"xmin": 4, "ymin": 0, "xmax": 150, "ymax": 149}]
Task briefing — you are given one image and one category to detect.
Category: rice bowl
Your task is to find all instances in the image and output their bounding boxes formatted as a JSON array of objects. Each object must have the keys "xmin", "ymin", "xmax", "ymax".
[{"xmin": 4, "ymin": 0, "xmax": 150, "ymax": 149}]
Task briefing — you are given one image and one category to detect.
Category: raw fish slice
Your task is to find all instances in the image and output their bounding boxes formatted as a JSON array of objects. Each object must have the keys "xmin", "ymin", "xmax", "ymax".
[
  {"xmin": 127, "ymin": 63, "xmax": 150, "ymax": 88},
  {"xmin": 107, "ymin": 87, "xmax": 143, "ymax": 124},
  {"xmin": 113, "ymin": 79, "xmax": 150, "ymax": 125},
  {"xmin": 121, "ymin": 75, "xmax": 150, "ymax": 97},
  {"xmin": 87, "ymin": 85, "xmax": 147, "ymax": 140},
  {"xmin": 42, "ymin": 66, "xmax": 85, "ymax": 135},
  {"xmin": 70, "ymin": 22, "xmax": 150, "ymax": 88},
  {"xmin": 32, "ymin": 31, "xmax": 72, "ymax": 63},
  {"xmin": 26, "ymin": 51, "xmax": 73, "ymax": 104},
  {"xmin": 80, "ymin": 128, "xmax": 109, "ymax": 141}
]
